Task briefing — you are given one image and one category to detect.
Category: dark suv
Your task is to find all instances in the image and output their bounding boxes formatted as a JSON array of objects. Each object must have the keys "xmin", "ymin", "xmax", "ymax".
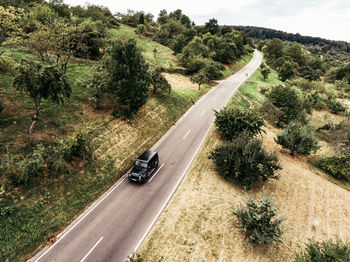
[{"xmin": 128, "ymin": 150, "xmax": 159, "ymax": 183}]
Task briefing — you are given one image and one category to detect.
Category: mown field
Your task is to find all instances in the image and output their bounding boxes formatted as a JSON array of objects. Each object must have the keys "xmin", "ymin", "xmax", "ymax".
[{"xmin": 137, "ymin": 66, "xmax": 350, "ymax": 261}]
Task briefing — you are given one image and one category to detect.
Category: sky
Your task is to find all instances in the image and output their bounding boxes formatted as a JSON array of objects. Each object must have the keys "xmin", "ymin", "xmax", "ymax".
[{"xmin": 63, "ymin": 0, "xmax": 350, "ymax": 42}]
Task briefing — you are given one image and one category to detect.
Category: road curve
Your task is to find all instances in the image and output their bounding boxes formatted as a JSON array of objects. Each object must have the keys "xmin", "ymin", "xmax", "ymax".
[{"xmin": 31, "ymin": 50, "xmax": 262, "ymax": 262}]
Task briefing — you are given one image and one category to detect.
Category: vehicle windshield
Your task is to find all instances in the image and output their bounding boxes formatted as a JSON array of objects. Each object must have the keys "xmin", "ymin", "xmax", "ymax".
[{"xmin": 135, "ymin": 160, "xmax": 147, "ymax": 168}]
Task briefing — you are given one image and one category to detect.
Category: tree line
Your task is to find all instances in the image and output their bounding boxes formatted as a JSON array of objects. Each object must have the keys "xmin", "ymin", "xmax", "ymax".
[{"xmin": 233, "ymin": 25, "xmax": 350, "ymax": 53}]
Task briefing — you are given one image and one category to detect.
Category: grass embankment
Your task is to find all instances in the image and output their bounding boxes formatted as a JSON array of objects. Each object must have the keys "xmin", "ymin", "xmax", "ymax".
[
  {"xmin": 0, "ymin": 27, "xmax": 253, "ymax": 261},
  {"xmin": 137, "ymin": 67, "xmax": 350, "ymax": 261},
  {"xmin": 109, "ymin": 25, "xmax": 178, "ymax": 70}
]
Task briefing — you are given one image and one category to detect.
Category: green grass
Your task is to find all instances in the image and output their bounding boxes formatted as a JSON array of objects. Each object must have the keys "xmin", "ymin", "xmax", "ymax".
[
  {"xmin": 228, "ymin": 65, "xmax": 281, "ymax": 109},
  {"xmin": 109, "ymin": 25, "xmax": 178, "ymax": 70},
  {"xmin": 221, "ymin": 53, "xmax": 253, "ymax": 79},
  {"xmin": 0, "ymin": 29, "xmax": 254, "ymax": 261}
]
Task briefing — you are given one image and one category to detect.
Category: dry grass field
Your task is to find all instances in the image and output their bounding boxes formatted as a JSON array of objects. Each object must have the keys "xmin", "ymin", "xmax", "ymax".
[{"xmin": 138, "ymin": 124, "xmax": 350, "ymax": 262}]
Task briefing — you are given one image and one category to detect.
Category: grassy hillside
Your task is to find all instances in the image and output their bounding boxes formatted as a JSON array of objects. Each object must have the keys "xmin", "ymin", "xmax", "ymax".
[
  {"xmin": 109, "ymin": 25, "xmax": 178, "ymax": 70},
  {"xmin": 137, "ymin": 67, "xmax": 350, "ymax": 261},
  {"xmin": 0, "ymin": 23, "xmax": 254, "ymax": 261}
]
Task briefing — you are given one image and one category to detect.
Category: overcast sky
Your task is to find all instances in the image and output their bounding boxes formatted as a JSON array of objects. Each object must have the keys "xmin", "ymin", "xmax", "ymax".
[{"xmin": 63, "ymin": 0, "xmax": 350, "ymax": 42}]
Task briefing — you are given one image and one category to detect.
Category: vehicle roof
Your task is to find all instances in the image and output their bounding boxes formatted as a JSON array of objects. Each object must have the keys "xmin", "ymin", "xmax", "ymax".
[{"xmin": 137, "ymin": 150, "xmax": 158, "ymax": 161}]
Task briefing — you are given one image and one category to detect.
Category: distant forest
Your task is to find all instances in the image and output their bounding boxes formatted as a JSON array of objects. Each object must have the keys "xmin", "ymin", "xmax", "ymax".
[{"xmin": 233, "ymin": 26, "xmax": 350, "ymax": 53}]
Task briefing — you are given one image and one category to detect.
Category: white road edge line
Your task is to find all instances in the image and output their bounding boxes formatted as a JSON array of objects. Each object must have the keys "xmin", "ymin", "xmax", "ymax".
[
  {"xmin": 80, "ymin": 237, "xmax": 103, "ymax": 262},
  {"xmin": 148, "ymin": 163, "xmax": 164, "ymax": 183},
  {"xmin": 34, "ymin": 175, "xmax": 127, "ymax": 262},
  {"xmin": 182, "ymin": 129, "xmax": 191, "ymax": 140},
  {"xmin": 133, "ymin": 121, "xmax": 214, "ymax": 254},
  {"xmin": 132, "ymin": 52, "xmax": 262, "ymax": 255}
]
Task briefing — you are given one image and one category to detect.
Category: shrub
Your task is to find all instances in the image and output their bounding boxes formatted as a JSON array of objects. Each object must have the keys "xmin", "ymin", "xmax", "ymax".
[
  {"xmin": 328, "ymin": 99, "xmax": 346, "ymax": 114},
  {"xmin": 268, "ymin": 84, "xmax": 305, "ymax": 125},
  {"xmin": 275, "ymin": 122, "xmax": 320, "ymax": 156},
  {"xmin": 233, "ymin": 193, "xmax": 284, "ymax": 246},
  {"xmin": 259, "ymin": 100, "xmax": 283, "ymax": 126},
  {"xmin": 0, "ymin": 55, "xmax": 15, "ymax": 74},
  {"xmin": 214, "ymin": 107, "xmax": 265, "ymax": 141},
  {"xmin": 316, "ymin": 155, "xmax": 350, "ymax": 181},
  {"xmin": 209, "ymin": 133, "xmax": 281, "ymax": 189},
  {"xmin": 151, "ymin": 67, "xmax": 171, "ymax": 94},
  {"xmin": 62, "ymin": 129, "xmax": 92, "ymax": 161},
  {"xmin": 295, "ymin": 239, "xmax": 350, "ymax": 262},
  {"xmin": 16, "ymin": 150, "xmax": 44, "ymax": 184},
  {"xmin": 0, "ymin": 100, "xmax": 4, "ymax": 114}
]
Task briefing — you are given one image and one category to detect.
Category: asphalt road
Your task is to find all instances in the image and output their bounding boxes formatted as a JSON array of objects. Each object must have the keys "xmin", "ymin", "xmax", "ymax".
[{"xmin": 31, "ymin": 50, "xmax": 262, "ymax": 262}]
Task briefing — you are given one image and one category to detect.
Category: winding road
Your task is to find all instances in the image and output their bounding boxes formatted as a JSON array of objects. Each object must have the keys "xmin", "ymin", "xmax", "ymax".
[{"xmin": 31, "ymin": 50, "xmax": 262, "ymax": 262}]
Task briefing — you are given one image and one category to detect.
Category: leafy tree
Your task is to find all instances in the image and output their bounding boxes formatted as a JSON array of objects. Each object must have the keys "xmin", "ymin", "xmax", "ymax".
[
  {"xmin": 106, "ymin": 39, "xmax": 151, "ymax": 116},
  {"xmin": 295, "ymin": 239, "xmax": 350, "ymax": 262},
  {"xmin": 209, "ymin": 133, "xmax": 281, "ymax": 189},
  {"xmin": 135, "ymin": 24, "xmax": 146, "ymax": 38},
  {"xmin": 190, "ymin": 70, "xmax": 209, "ymax": 90},
  {"xmin": 275, "ymin": 121, "xmax": 320, "ymax": 156},
  {"xmin": 14, "ymin": 61, "xmax": 71, "ymax": 134},
  {"xmin": 214, "ymin": 107, "xmax": 265, "ymax": 140},
  {"xmin": 261, "ymin": 66, "xmax": 271, "ymax": 80},
  {"xmin": 180, "ymin": 37, "xmax": 210, "ymax": 65},
  {"xmin": 0, "ymin": 6, "xmax": 21, "ymax": 43},
  {"xmin": 0, "ymin": 54, "xmax": 15, "ymax": 74},
  {"xmin": 263, "ymin": 38, "xmax": 284, "ymax": 65},
  {"xmin": 151, "ymin": 67, "xmax": 171, "ymax": 94},
  {"xmin": 256, "ymin": 40, "xmax": 267, "ymax": 51},
  {"xmin": 285, "ymin": 43, "xmax": 306, "ymax": 67},
  {"xmin": 179, "ymin": 14, "xmax": 191, "ymax": 28},
  {"xmin": 157, "ymin": 9, "xmax": 168, "ymax": 24},
  {"xmin": 233, "ymin": 193, "xmax": 284, "ymax": 246},
  {"xmin": 0, "ymin": 100, "xmax": 4, "ymax": 114},
  {"xmin": 204, "ymin": 18, "xmax": 219, "ymax": 35},
  {"xmin": 268, "ymin": 84, "xmax": 304, "ymax": 124},
  {"xmin": 278, "ymin": 60, "xmax": 297, "ymax": 81},
  {"xmin": 138, "ymin": 12, "xmax": 144, "ymax": 24}
]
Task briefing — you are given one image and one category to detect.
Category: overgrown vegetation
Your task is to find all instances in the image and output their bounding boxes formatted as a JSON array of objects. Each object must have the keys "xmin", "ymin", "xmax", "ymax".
[
  {"xmin": 209, "ymin": 133, "xmax": 281, "ymax": 189},
  {"xmin": 214, "ymin": 107, "xmax": 265, "ymax": 140},
  {"xmin": 233, "ymin": 192, "xmax": 284, "ymax": 246},
  {"xmin": 295, "ymin": 239, "xmax": 350, "ymax": 262}
]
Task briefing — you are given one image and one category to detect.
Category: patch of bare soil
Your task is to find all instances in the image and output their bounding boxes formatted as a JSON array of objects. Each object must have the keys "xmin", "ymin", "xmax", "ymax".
[
  {"xmin": 163, "ymin": 73, "xmax": 198, "ymax": 90},
  {"xmin": 138, "ymin": 124, "xmax": 350, "ymax": 262}
]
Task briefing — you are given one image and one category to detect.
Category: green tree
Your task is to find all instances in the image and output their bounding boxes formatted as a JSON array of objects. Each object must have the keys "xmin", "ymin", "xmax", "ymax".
[
  {"xmin": 285, "ymin": 43, "xmax": 306, "ymax": 67},
  {"xmin": 278, "ymin": 60, "xmax": 297, "ymax": 81},
  {"xmin": 275, "ymin": 122, "xmax": 320, "ymax": 156},
  {"xmin": 214, "ymin": 107, "xmax": 265, "ymax": 140},
  {"xmin": 138, "ymin": 12, "xmax": 144, "ymax": 24},
  {"xmin": 150, "ymin": 67, "xmax": 171, "ymax": 94},
  {"xmin": 135, "ymin": 24, "xmax": 146, "ymax": 38},
  {"xmin": 261, "ymin": 66, "xmax": 271, "ymax": 81},
  {"xmin": 107, "ymin": 39, "xmax": 151, "ymax": 116},
  {"xmin": 14, "ymin": 61, "xmax": 71, "ymax": 134},
  {"xmin": 209, "ymin": 133, "xmax": 281, "ymax": 189},
  {"xmin": 157, "ymin": 9, "xmax": 168, "ymax": 24},
  {"xmin": 190, "ymin": 69, "xmax": 209, "ymax": 90},
  {"xmin": 295, "ymin": 239, "xmax": 350, "ymax": 262},
  {"xmin": 204, "ymin": 18, "xmax": 219, "ymax": 35},
  {"xmin": 0, "ymin": 100, "xmax": 4, "ymax": 114},
  {"xmin": 180, "ymin": 37, "xmax": 210, "ymax": 66},
  {"xmin": 233, "ymin": 193, "xmax": 284, "ymax": 246},
  {"xmin": 268, "ymin": 84, "xmax": 304, "ymax": 124},
  {"xmin": 0, "ymin": 6, "xmax": 21, "ymax": 43},
  {"xmin": 263, "ymin": 38, "xmax": 284, "ymax": 64}
]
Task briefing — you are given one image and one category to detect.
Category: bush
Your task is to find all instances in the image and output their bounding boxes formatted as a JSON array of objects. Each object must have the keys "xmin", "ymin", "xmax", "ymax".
[
  {"xmin": 62, "ymin": 129, "xmax": 93, "ymax": 161},
  {"xmin": 215, "ymin": 107, "xmax": 265, "ymax": 141},
  {"xmin": 0, "ymin": 100, "xmax": 4, "ymax": 114},
  {"xmin": 0, "ymin": 55, "xmax": 15, "ymax": 74},
  {"xmin": 295, "ymin": 239, "xmax": 350, "ymax": 262},
  {"xmin": 259, "ymin": 100, "xmax": 283, "ymax": 126},
  {"xmin": 268, "ymin": 84, "xmax": 305, "ymax": 125},
  {"xmin": 151, "ymin": 67, "xmax": 171, "ymax": 94},
  {"xmin": 233, "ymin": 193, "xmax": 284, "ymax": 246},
  {"xmin": 328, "ymin": 99, "xmax": 346, "ymax": 114},
  {"xmin": 209, "ymin": 133, "xmax": 281, "ymax": 189},
  {"xmin": 316, "ymin": 155, "xmax": 350, "ymax": 181},
  {"xmin": 275, "ymin": 122, "xmax": 320, "ymax": 156}
]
